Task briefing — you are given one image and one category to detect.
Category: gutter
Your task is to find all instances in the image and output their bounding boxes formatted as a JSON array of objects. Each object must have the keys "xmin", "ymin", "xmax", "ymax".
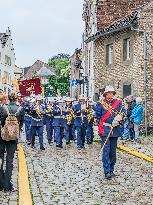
[{"xmin": 85, "ymin": 23, "xmax": 136, "ymax": 43}]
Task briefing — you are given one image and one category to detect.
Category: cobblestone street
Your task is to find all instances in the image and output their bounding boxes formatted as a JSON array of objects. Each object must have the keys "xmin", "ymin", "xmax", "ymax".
[
  {"xmin": 21, "ymin": 132, "xmax": 153, "ymax": 205},
  {"xmin": 0, "ymin": 131, "xmax": 153, "ymax": 205}
]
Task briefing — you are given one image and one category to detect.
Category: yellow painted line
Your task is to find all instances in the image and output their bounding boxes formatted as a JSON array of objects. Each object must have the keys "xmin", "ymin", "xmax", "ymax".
[
  {"xmin": 117, "ymin": 144, "xmax": 153, "ymax": 163},
  {"xmin": 18, "ymin": 144, "xmax": 33, "ymax": 205}
]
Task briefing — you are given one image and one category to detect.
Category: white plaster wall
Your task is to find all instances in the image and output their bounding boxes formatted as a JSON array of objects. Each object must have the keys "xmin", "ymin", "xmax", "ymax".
[{"xmin": 0, "ymin": 31, "xmax": 15, "ymax": 93}]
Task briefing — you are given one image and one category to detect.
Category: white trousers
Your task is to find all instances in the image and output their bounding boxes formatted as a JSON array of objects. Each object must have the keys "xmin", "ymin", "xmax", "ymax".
[{"xmin": 134, "ymin": 123, "xmax": 139, "ymax": 140}]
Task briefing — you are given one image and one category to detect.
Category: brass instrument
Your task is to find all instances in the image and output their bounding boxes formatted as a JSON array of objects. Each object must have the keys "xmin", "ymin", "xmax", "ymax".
[
  {"xmin": 86, "ymin": 106, "xmax": 94, "ymax": 123},
  {"xmin": 46, "ymin": 103, "xmax": 52, "ymax": 114},
  {"xmin": 66, "ymin": 108, "xmax": 74, "ymax": 125},
  {"xmin": 34, "ymin": 102, "xmax": 42, "ymax": 118}
]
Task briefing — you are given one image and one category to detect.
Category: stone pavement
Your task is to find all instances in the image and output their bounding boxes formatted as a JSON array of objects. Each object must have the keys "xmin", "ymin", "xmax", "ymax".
[
  {"xmin": 21, "ymin": 131, "xmax": 153, "ymax": 205},
  {"xmin": 0, "ymin": 152, "xmax": 18, "ymax": 205},
  {"xmin": 119, "ymin": 135, "xmax": 153, "ymax": 157}
]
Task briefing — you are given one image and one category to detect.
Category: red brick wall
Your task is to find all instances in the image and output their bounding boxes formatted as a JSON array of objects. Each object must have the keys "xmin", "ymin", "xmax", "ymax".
[{"xmin": 97, "ymin": 0, "xmax": 151, "ymax": 30}]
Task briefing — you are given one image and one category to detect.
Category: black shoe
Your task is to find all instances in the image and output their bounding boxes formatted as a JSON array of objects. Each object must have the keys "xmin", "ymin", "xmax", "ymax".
[
  {"xmin": 4, "ymin": 187, "xmax": 15, "ymax": 192},
  {"xmin": 66, "ymin": 142, "xmax": 70, "ymax": 145},
  {"xmin": 77, "ymin": 146, "xmax": 84, "ymax": 150},
  {"xmin": 31, "ymin": 145, "xmax": 35, "ymax": 149},
  {"xmin": 4, "ymin": 183, "xmax": 15, "ymax": 192},
  {"xmin": 27, "ymin": 141, "xmax": 31, "ymax": 145},
  {"xmin": 48, "ymin": 140, "xmax": 51, "ymax": 144},
  {"xmin": 56, "ymin": 144, "xmax": 63, "ymax": 149},
  {"xmin": 105, "ymin": 173, "xmax": 112, "ymax": 180},
  {"xmin": 110, "ymin": 172, "xmax": 115, "ymax": 178},
  {"xmin": 40, "ymin": 146, "xmax": 45, "ymax": 150}
]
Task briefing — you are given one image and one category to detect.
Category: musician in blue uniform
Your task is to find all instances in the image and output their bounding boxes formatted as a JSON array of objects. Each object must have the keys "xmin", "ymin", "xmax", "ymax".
[
  {"xmin": 30, "ymin": 96, "xmax": 45, "ymax": 150},
  {"xmin": 81, "ymin": 98, "xmax": 88, "ymax": 147},
  {"xmin": 52, "ymin": 98, "xmax": 63, "ymax": 148},
  {"xmin": 86, "ymin": 98, "xmax": 95, "ymax": 144},
  {"xmin": 43, "ymin": 98, "xmax": 53, "ymax": 144},
  {"xmin": 63, "ymin": 98, "xmax": 74, "ymax": 145},
  {"xmin": 73, "ymin": 96, "xmax": 86, "ymax": 149},
  {"xmin": 23, "ymin": 97, "xmax": 32, "ymax": 145},
  {"xmin": 95, "ymin": 86, "xmax": 125, "ymax": 180}
]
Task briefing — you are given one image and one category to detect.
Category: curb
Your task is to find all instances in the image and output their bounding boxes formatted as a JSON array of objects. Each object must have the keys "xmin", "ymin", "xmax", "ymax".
[
  {"xmin": 94, "ymin": 139, "xmax": 153, "ymax": 163},
  {"xmin": 117, "ymin": 144, "xmax": 153, "ymax": 163},
  {"xmin": 18, "ymin": 144, "xmax": 33, "ymax": 205}
]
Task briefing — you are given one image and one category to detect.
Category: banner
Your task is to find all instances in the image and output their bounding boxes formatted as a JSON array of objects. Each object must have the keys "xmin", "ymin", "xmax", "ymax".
[{"xmin": 18, "ymin": 78, "xmax": 42, "ymax": 96}]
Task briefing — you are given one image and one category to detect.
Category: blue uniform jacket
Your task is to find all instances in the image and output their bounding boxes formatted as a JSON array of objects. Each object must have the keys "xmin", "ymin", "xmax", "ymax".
[
  {"xmin": 23, "ymin": 102, "xmax": 31, "ymax": 122},
  {"xmin": 43, "ymin": 104, "xmax": 53, "ymax": 125},
  {"xmin": 73, "ymin": 103, "xmax": 81, "ymax": 126},
  {"xmin": 95, "ymin": 99, "xmax": 124, "ymax": 137},
  {"xmin": 30, "ymin": 104, "xmax": 44, "ymax": 127},
  {"xmin": 52, "ymin": 105, "xmax": 62, "ymax": 127}
]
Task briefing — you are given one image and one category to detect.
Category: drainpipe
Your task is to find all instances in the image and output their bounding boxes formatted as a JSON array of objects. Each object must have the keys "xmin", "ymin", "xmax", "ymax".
[{"xmin": 131, "ymin": 27, "xmax": 147, "ymax": 137}]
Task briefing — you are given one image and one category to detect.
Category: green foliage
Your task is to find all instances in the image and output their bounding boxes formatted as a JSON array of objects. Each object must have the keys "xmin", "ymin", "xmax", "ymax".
[
  {"xmin": 45, "ymin": 54, "xmax": 70, "ymax": 97},
  {"xmin": 32, "ymin": 71, "xmax": 38, "ymax": 78}
]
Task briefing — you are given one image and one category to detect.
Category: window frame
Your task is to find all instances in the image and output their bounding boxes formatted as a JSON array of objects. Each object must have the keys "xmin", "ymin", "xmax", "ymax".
[
  {"xmin": 122, "ymin": 35, "xmax": 133, "ymax": 65},
  {"xmin": 105, "ymin": 43, "xmax": 113, "ymax": 66}
]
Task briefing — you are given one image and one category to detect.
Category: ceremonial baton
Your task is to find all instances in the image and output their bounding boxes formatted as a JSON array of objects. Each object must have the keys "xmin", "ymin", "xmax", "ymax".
[{"xmin": 99, "ymin": 125, "xmax": 114, "ymax": 157}]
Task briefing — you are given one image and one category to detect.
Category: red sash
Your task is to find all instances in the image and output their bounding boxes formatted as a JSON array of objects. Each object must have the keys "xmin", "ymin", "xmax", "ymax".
[{"xmin": 98, "ymin": 99, "xmax": 121, "ymax": 135}]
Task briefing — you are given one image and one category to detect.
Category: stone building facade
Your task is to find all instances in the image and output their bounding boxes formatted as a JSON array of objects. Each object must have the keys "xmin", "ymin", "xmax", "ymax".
[
  {"xmin": 83, "ymin": 0, "xmax": 153, "ymax": 126},
  {"xmin": 70, "ymin": 48, "xmax": 83, "ymax": 98}
]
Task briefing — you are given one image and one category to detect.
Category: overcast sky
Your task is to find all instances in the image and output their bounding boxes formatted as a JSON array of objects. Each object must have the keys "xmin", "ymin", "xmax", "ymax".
[{"xmin": 0, "ymin": 0, "xmax": 84, "ymax": 67}]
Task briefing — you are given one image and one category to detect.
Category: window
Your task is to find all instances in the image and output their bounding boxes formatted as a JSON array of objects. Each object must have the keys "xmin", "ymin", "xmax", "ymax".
[
  {"xmin": 123, "ymin": 84, "xmax": 131, "ymax": 98},
  {"xmin": 5, "ymin": 55, "xmax": 11, "ymax": 66},
  {"xmin": 106, "ymin": 44, "xmax": 113, "ymax": 65},
  {"xmin": 123, "ymin": 38, "xmax": 131, "ymax": 61}
]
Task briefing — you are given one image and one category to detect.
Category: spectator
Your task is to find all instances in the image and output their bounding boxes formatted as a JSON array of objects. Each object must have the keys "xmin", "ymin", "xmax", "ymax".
[
  {"xmin": 130, "ymin": 97, "xmax": 143, "ymax": 143},
  {"xmin": 0, "ymin": 91, "xmax": 24, "ymax": 192},
  {"xmin": 127, "ymin": 95, "xmax": 136, "ymax": 140}
]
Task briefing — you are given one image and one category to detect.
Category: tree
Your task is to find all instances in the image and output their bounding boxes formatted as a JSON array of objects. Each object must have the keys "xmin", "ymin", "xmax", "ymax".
[{"xmin": 47, "ymin": 53, "xmax": 70, "ymax": 96}]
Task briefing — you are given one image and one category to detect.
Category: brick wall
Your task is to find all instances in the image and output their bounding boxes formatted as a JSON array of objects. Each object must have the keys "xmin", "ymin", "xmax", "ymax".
[{"xmin": 97, "ymin": 0, "xmax": 151, "ymax": 30}]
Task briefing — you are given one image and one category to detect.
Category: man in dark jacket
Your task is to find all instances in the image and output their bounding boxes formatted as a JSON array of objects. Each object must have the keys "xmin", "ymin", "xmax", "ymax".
[{"xmin": 0, "ymin": 91, "xmax": 24, "ymax": 192}]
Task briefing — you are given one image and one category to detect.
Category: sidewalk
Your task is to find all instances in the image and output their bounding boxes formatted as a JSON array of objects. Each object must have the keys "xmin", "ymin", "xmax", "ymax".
[{"xmin": 119, "ymin": 135, "xmax": 153, "ymax": 157}]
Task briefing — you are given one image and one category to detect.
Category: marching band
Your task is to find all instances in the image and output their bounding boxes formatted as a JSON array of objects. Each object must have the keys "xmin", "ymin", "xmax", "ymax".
[{"xmin": 23, "ymin": 95, "xmax": 96, "ymax": 150}]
